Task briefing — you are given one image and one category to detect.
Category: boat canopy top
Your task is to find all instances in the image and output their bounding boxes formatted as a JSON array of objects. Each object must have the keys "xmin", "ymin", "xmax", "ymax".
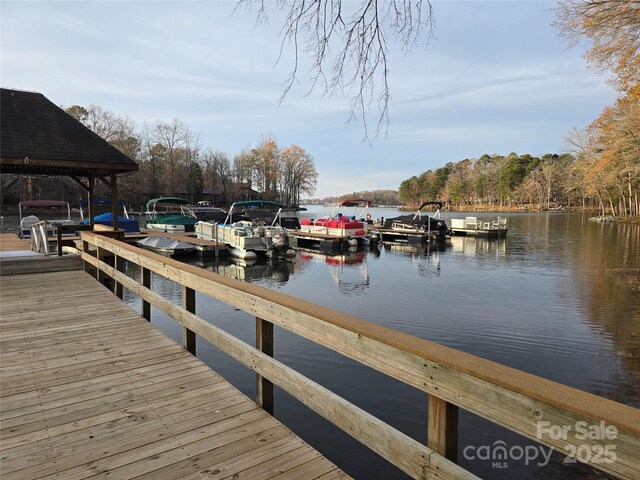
[
  {"xmin": 229, "ymin": 200, "xmax": 286, "ymax": 211},
  {"xmin": 19, "ymin": 200, "xmax": 69, "ymax": 208},
  {"xmin": 324, "ymin": 198, "xmax": 371, "ymax": 220},
  {"xmin": 146, "ymin": 197, "xmax": 191, "ymax": 209},
  {"xmin": 79, "ymin": 198, "xmax": 126, "ymax": 208},
  {"xmin": 18, "ymin": 200, "xmax": 72, "ymax": 222},
  {"xmin": 338, "ymin": 199, "xmax": 372, "ymax": 207},
  {"xmin": 417, "ymin": 201, "xmax": 443, "ymax": 211},
  {"xmin": 382, "ymin": 200, "xmax": 445, "ymax": 230}
]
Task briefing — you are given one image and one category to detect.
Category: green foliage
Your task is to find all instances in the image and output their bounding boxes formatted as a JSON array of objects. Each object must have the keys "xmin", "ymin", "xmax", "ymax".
[
  {"xmin": 54, "ymin": 104, "xmax": 319, "ymax": 208},
  {"xmin": 397, "ymin": 152, "xmax": 584, "ymax": 209},
  {"xmin": 329, "ymin": 189, "xmax": 400, "ymax": 206},
  {"xmin": 65, "ymin": 105, "xmax": 88, "ymax": 123},
  {"xmin": 497, "ymin": 154, "xmax": 540, "ymax": 198}
]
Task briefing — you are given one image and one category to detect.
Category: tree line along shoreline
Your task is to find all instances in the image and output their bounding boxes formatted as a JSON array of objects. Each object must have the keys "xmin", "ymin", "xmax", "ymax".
[{"xmin": 397, "ymin": 150, "xmax": 639, "ymax": 219}]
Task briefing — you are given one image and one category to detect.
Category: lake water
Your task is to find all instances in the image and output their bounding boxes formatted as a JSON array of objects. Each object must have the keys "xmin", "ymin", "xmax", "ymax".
[{"xmin": 4, "ymin": 208, "xmax": 638, "ymax": 478}]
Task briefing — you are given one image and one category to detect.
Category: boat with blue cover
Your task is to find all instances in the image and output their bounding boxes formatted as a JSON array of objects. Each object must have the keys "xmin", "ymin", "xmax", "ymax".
[{"xmin": 80, "ymin": 198, "xmax": 140, "ymax": 233}]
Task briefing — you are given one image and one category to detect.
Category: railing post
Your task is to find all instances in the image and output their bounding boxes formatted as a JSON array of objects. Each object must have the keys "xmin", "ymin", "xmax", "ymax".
[
  {"xmin": 57, "ymin": 227, "xmax": 63, "ymax": 256},
  {"xmin": 82, "ymin": 239, "xmax": 90, "ymax": 273},
  {"xmin": 141, "ymin": 266, "xmax": 151, "ymax": 321},
  {"xmin": 96, "ymin": 246, "xmax": 103, "ymax": 282},
  {"xmin": 427, "ymin": 395, "xmax": 459, "ymax": 462},
  {"xmin": 182, "ymin": 286, "xmax": 196, "ymax": 355},
  {"xmin": 43, "ymin": 223, "xmax": 50, "ymax": 255},
  {"xmin": 114, "ymin": 254, "xmax": 124, "ymax": 299},
  {"xmin": 256, "ymin": 317, "xmax": 274, "ymax": 415}
]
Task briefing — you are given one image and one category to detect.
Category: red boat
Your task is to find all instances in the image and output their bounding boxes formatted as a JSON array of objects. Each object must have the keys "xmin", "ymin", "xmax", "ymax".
[{"xmin": 300, "ymin": 199, "xmax": 372, "ymax": 245}]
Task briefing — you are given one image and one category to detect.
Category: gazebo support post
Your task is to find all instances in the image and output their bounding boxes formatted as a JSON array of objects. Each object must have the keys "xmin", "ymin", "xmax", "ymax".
[
  {"xmin": 87, "ymin": 175, "xmax": 95, "ymax": 231},
  {"xmin": 97, "ymin": 175, "xmax": 120, "ymax": 231}
]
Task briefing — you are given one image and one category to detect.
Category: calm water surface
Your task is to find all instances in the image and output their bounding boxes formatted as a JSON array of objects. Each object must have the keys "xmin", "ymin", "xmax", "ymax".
[{"xmin": 116, "ymin": 211, "xmax": 637, "ymax": 478}]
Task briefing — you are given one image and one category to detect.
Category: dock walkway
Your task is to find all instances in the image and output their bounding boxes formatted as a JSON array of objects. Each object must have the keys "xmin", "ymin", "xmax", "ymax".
[{"xmin": 0, "ymin": 267, "xmax": 348, "ymax": 479}]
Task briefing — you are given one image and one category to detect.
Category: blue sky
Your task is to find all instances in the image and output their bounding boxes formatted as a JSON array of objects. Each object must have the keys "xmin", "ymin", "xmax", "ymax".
[{"xmin": 1, "ymin": 1, "xmax": 615, "ymax": 197}]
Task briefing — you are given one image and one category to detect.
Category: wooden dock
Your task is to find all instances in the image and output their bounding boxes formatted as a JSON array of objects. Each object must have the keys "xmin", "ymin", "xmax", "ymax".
[
  {"xmin": 2, "ymin": 230, "xmax": 638, "ymax": 480},
  {"xmin": 0, "ymin": 266, "xmax": 349, "ymax": 479},
  {"xmin": 369, "ymin": 227, "xmax": 439, "ymax": 245},
  {"xmin": 0, "ymin": 233, "xmax": 32, "ymax": 253},
  {"xmin": 449, "ymin": 217, "xmax": 508, "ymax": 239},
  {"xmin": 286, "ymin": 230, "xmax": 350, "ymax": 252}
]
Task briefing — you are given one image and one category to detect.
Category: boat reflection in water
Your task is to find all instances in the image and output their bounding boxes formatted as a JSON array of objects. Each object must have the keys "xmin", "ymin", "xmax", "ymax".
[
  {"xmin": 191, "ymin": 256, "xmax": 295, "ymax": 285},
  {"xmin": 383, "ymin": 241, "xmax": 449, "ymax": 278},
  {"xmin": 450, "ymin": 235, "xmax": 507, "ymax": 258},
  {"xmin": 299, "ymin": 247, "xmax": 371, "ymax": 295}
]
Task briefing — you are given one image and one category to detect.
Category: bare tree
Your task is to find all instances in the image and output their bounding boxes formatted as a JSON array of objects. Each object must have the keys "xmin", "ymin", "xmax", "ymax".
[
  {"xmin": 154, "ymin": 119, "xmax": 188, "ymax": 196},
  {"xmin": 238, "ymin": 0, "xmax": 435, "ymax": 140},
  {"xmin": 554, "ymin": 0, "xmax": 640, "ymax": 91},
  {"xmin": 182, "ymin": 130, "xmax": 202, "ymax": 203},
  {"xmin": 253, "ymin": 135, "xmax": 281, "ymax": 200},
  {"xmin": 214, "ymin": 151, "xmax": 233, "ymax": 202},
  {"xmin": 66, "ymin": 104, "xmax": 137, "ymax": 148},
  {"xmin": 279, "ymin": 144, "xmax": 318, "ymax": 205},
  {"xmin": 65, "ymin": 103, "xmax": 142, "ymax": 204},
  {"xmin": 233, "ymin": 148, "xmax": 258, "ymax": 200},
  {"xmin": 201, "ymin": 150, "xmax": 233, "ymax": 204}
]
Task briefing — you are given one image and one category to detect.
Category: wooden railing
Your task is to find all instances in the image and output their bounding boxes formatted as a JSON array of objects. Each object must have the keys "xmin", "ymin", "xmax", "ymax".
[
  {"xmin": 56, "ymin": 223, "xmax": 92, "ymax": 256},
  {"xmin": 30, "ymin": 221, "xmax": 51, "ymax": 255},
  {"xmin": 80, "ymin": 231, "xmax": 640, "ymax": 480},
  {"xmin": 28, "ymin": 222, "xmax": 93, "ymax": 256}
]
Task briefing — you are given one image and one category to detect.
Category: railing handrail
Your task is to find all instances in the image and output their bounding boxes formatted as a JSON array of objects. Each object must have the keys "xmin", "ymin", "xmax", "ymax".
[{"xmin": 80, "ymin": 231, "xmax": 640, "ymax": 479}]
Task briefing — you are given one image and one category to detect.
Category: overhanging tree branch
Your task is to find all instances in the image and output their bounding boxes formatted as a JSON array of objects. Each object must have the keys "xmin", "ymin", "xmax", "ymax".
[{"xmin": 238, "ymin": 0, "xmax": 435, "ymax": 141}]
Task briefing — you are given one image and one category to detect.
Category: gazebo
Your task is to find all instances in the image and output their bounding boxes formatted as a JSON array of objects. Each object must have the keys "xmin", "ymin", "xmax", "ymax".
[{"xmin": 0, "ymin": 87, "xmax": 138, "ymax": 229}]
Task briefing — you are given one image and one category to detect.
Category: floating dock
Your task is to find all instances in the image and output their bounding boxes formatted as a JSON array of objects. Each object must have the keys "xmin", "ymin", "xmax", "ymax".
[
  {"xmin": 286, "ymin": 230, "xmax": 351, "ymax": 253},
  {"xmin": 368, "ymin": 226, "xmax": 441, "ymax": 245},
  {"xmin": 449, "ymin": 217, "xmax": 508, "ymax": 239}
]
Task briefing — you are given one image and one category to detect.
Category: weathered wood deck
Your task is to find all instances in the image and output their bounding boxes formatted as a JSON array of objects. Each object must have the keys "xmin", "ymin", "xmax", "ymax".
[
  {"xmin": 0, "ymin": 268, "xmax": 349, "ymax": 480},
  {"xmin": 0, "ymin": 232, "xmax": 32, "ymax": 252}
]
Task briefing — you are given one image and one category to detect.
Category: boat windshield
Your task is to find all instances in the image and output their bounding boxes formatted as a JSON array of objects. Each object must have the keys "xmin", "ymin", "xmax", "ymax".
[
  {"xmin": 146, "ymin": 197, "xmax": 191, "ymax": 209},
  {"xmin": 225, "ymin": 201, "xmax": 286, "ymax": 225},
  {"xmin": 146, "ymin": 197, "xmax": 191, "ymax": 218},
  {"xmin": 328, "ymin": 199, "xmax": 371, "ymax": 220}
]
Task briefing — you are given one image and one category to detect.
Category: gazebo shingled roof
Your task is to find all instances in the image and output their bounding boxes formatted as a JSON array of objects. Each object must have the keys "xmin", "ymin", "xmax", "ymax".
[
  {"xmin": 0, "ymin": 88, "xmax": 138, "ymax": 176},
  {"xmin": 0, "ymin": 88, "xmax": 139, "ymax": 230}
]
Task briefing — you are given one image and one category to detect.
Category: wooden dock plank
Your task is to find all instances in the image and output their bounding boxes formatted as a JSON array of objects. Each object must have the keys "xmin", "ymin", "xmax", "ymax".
[
  {"xmin": 0, "ymin": 233, "xmax": 32, "ymax": 252},
  {"xmin": 202, "ymin": 444, "xmax": 323, "ymax": 480},
  {"xmin": 0, "ymin": 269, "xmax": 349, "ymax": 480},
  {"xmin": 0, "ymin": 386, "xmax": 252, "ymax": 478},
  {"xmin": 2, "ymin": 393, "xmax": 256, "ymax": 480}
]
